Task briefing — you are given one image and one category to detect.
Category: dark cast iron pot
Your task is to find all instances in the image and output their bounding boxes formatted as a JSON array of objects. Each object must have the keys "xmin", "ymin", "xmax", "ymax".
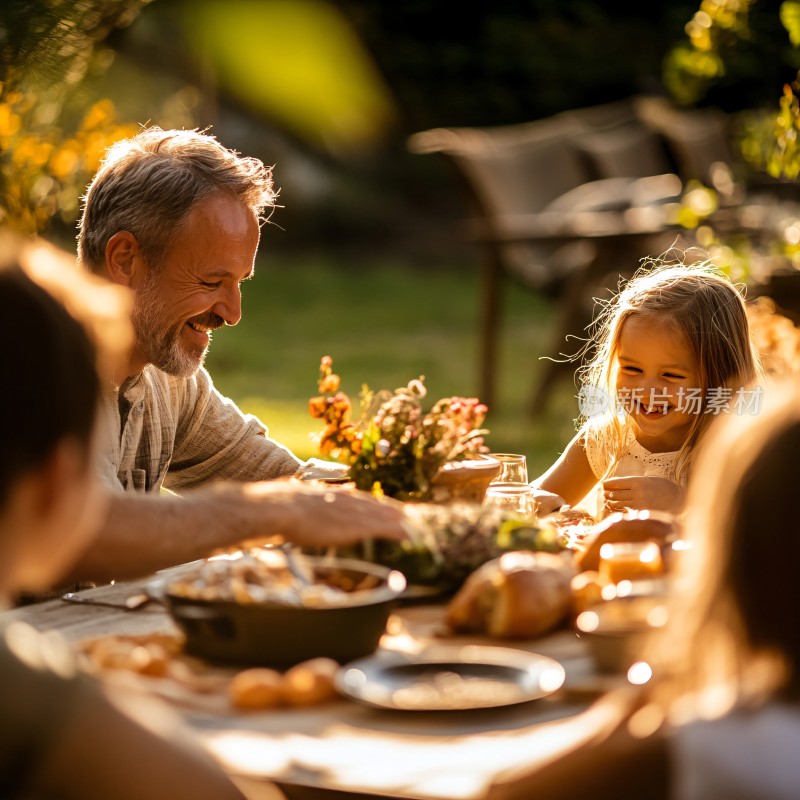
[{"xmin": 153, "ymin": 557, "xmax": 406, "ymax": 668}]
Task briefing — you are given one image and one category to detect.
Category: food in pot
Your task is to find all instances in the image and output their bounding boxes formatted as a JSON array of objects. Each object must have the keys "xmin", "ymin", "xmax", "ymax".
[{"xmin": 167, "ymin": 549, "xmax": 381, "ymax": 607}]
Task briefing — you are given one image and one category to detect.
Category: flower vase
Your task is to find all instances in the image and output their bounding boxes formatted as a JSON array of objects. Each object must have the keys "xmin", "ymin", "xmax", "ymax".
[{"xmin": 429, "ymin": 455, "xmax": 502, "ymax": 504}]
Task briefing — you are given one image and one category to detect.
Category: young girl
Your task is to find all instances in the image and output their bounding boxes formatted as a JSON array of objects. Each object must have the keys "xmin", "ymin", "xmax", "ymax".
[{"xmin": 533, "ymin": 258, "xmax": 760, "ymax": 518}]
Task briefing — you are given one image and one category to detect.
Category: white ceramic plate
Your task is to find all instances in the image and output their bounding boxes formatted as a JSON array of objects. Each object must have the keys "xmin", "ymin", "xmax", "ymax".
[{"xmin": 337, "ymin": 645, "xmax": 565, "ymax": 711}]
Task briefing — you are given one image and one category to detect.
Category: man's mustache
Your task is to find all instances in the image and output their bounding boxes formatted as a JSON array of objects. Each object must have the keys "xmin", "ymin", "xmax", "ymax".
[{"xmin": 187, "ymin": 312, "xmax": 226, "ymax": 331}]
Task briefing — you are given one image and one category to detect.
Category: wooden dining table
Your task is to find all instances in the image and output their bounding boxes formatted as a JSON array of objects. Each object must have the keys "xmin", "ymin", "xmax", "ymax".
[{"xmin": 4, "ymin": 570, "xmax": 625, "ymax": 800}]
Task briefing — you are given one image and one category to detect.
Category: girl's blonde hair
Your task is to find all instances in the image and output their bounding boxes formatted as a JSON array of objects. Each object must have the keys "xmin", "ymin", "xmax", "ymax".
[{"xmin": 579, "ymin": 257, "xmax": 760, "ymax": 484}]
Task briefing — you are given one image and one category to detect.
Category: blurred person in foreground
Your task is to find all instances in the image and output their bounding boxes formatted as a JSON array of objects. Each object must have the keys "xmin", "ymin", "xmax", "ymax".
[
  {"xmin": 0, "ymin": 236, "xmax": 270, "ymax": 799},
  {"xmin": 70, "ymin": 127, "xmax": 404, "ymax": 584},
  {"xmin": 488, "ymin": 380, "xmax": 800, "ymax": 800}
]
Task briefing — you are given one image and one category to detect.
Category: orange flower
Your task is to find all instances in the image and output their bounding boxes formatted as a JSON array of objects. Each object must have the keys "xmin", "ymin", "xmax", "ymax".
[
  {"xmin": 329, "ymin": 392, "xmax": 352, "ymax": 423},
  {"xmin": 309, "ymin": 355, "xmax": 489, "ymax": 497},
  {"xmin": 319, "ymin": 424, "xmax": 340, "ymax": 456},
  {"xmin": 308, "ymin": 396, "xmax": 327, "ymax": 419},
  {"xmin": 319, "ymin": 373, "xmax": 340, "ymax": 393}
]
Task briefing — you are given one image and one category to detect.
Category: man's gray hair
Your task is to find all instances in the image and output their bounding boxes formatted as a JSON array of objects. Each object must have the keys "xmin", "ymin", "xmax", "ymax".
[{"xmin": 77, "ymin": 127, "xmax": 277, "ymax": 272}]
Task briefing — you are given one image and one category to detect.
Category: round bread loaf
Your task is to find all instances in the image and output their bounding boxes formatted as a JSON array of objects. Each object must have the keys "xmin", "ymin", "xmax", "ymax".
[{"xmin": 446, "ymin": 551, "xmax": 575, "ymax": 639}]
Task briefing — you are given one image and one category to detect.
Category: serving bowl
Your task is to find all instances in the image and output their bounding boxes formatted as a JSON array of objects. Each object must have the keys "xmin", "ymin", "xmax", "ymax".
[
  {"xmin": 152, "ymin": 556, "xmax": 406, "ymax": 668},
  {"xmin": 575, "ymin": 592, "xmax": 668, "ymax": 674}
]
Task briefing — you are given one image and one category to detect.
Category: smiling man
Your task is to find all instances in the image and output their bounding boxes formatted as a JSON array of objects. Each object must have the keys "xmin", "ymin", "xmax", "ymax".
[{"xmin": 71, "ymin": 127, "xmax": 404, "ymax": 583}]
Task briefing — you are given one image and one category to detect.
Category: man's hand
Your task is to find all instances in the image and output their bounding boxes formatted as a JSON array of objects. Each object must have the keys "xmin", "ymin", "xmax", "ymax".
[
  {"xmin": 602, "ymin": 476, "xmax": 684, "ymax": 515},
  {"xmin": 75, "ymin": 479, "xmax": 407, "ymax": 584},
  {"xmin": 244, "ymin": 481, "xmax": 407, "ymax": 549}
]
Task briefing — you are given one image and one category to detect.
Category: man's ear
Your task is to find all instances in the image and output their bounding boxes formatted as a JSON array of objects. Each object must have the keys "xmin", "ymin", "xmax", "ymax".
[{"xmin": 105, "ymin": 231, "xmax": 146, "ymax": 289}]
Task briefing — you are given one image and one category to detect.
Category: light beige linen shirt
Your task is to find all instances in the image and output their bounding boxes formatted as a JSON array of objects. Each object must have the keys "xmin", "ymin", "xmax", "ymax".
[{"xmin": 99, "ymin": 365, "xmax": 302, "ymax": 493}]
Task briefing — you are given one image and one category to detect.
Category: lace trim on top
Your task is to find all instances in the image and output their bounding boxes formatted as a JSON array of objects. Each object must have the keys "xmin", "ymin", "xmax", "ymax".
[{"xmin": 585, "ymin": 424, "xmax": 680, "ymax": 482}]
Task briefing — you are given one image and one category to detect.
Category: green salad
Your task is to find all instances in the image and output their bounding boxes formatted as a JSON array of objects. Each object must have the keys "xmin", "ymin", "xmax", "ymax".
[{"xmin": 332, "ymin": 503, "xmax": 567, "ymax": 594}]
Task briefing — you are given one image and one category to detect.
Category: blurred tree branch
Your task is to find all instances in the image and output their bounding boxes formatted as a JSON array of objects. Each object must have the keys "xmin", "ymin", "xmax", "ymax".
[
  {"xmin": 666, "ymin": 0, "xmax": 800, "ymax": 180},
  {"xmin": 0, "ymin": 0, "xmax": 149, "ymax": 233}
]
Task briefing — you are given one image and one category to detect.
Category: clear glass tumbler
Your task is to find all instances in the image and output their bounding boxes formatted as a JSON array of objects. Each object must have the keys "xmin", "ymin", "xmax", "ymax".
[
  {"xmin": 488, "ymin": 453, "xmax": 528, "ymax": 484},
  {"xmin": 483, "ymin": 481, "xmax": 536, "ymax": 519}
]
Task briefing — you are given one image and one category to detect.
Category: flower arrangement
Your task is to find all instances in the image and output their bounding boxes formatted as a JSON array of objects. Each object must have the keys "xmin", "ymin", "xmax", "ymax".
[{"xmin": 309, "ymin": 356, "xmax": 490, "ymax": 501}]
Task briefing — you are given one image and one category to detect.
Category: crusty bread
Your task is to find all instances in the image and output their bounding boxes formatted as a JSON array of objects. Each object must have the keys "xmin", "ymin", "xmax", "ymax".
[
  {"xmin": 228, "ymin": 668, "xmax": 284, "ymax": 710},
  {"xmin": 446, "ymin": 551, "xmax": 575, "ymax": 639}
]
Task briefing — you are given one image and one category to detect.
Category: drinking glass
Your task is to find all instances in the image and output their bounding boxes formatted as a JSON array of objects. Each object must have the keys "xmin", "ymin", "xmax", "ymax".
[
  {"xmin": 483, "ymin": 482, "xmax": 536, "ymax": 519},
  {"xmin": 489, "ymin": 453, "xmax": 528, "ymax": 484},
  {"xmin": 598, "ymin": 541, "xmax": 663, "ymax": 585}
]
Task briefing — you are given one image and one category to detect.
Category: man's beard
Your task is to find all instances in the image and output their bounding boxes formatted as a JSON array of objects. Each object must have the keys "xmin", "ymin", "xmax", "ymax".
[{"xmin": 131, "ymin": 277, "xmax": 223, "ymax": 377}]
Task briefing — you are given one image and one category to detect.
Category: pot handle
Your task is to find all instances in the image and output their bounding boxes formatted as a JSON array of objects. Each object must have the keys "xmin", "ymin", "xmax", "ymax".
[{"xmin": 170, "ymin": 603, "xmax": 237, "ymax": 640}]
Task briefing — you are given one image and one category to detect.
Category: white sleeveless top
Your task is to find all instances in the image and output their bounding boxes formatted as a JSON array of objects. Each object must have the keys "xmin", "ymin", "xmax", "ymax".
[
  {"xmin": 580, "ymin": 424, "xmax": 680, "ymax": 517},
  {"xmin": 670, "ymin": 704, "xmax": 800, "ymax": 799}
]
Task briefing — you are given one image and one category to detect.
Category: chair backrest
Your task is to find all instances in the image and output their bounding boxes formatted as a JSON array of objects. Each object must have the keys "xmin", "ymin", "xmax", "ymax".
[
  {"xmin": 632, "ymin": 95, "xmax": 734, "ymax": 185},
  {"xmin": 409, "ymin": 115, "xmax": 587, "ymax": 218},
  {"xmin": 408, "ymin": 97, "xmax": 678, "ymax": 289}
]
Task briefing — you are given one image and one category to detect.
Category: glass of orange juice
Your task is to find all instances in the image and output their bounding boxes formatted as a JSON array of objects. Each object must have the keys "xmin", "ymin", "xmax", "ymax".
[{"xmin": 598, "ymin": 541, "xmax": 663, "ymax": 584}]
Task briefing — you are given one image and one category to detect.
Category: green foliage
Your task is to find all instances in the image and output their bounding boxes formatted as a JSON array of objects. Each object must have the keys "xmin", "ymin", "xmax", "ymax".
[
  {"xmin": 182, "ymin": 0, "xmax": 398, "ymax": 155},
  {"xmin": 0, "ymin": 0, "xmax": 150, "ymax": 232},
  {"xmin": 668, "ymin": 0, "xmax": 800, "ymax": 180},
  {"xmin": 767, "ymin": 79, "xmax": 800, "ymax": 178},
  {"xmin": 780, "ymin": 0, "xmax": 800, "ymax": 46},
  {"xmin": 737, "ymin": 42, "xmax": 800, "ymax": 181},
  {"xmin": 338, "ymin": 504, "xmax": 565, "ymax": 592},
  {"xmin": 664, "ymin": 0, "xmax": 758, "ymax": 106}
]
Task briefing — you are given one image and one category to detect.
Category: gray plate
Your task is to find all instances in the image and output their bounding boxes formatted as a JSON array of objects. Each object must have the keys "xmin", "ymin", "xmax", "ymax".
[{"xmin": 337, "ymin": 645, "xmax": 565, "ymax": 711}]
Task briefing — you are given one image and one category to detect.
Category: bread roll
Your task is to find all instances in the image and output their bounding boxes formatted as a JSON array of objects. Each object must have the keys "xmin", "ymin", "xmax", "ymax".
[
  {"xmin": 570, "ymin": 570, "xmax": 609, "ymax": 615},
  {"xmin": 283, "ymin": 658, "xmax": 340, "ymax": 706},
  {"xmin": 229, "ymin": 668, "xmax": 284, "ymax": 710},
  {"xmin": 446, "ymin": 551, "xmax": 575, "ymax": 639}
]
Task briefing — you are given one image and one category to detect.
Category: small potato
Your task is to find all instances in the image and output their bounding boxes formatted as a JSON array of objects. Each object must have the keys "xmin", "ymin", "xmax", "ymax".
[
  {"xmin": 229, "ymin": 668, "xmax": 285, "ymax": 710},
  {"xmin": 282, "ymin": 658, "xmax": 340, "ymax": 707},
  {"xmin": 136, "ymin": 643, "xmax": 171, "ymax": 677},
  {"xmin": 88, "ymin": 639, "xmax": 146, "ymax": 671}
]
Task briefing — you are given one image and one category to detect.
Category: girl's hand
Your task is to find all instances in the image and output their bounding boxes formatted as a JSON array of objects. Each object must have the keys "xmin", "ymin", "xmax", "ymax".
[
  {"xmin": 602, "ymin": 476, "xmax": 685, "ymax": 514},
  {"xmin": 532, "ymin": 488, "xmax": 567, "ymax": 517}
]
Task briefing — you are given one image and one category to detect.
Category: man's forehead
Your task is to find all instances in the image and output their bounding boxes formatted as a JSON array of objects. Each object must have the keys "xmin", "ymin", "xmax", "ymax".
[{"xmin": 161, "ymin": 195, "xmax": 259, "ymax": 280}]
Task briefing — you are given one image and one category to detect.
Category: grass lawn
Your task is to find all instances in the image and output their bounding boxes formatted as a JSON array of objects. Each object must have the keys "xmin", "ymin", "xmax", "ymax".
[{"xmin": 204, "ymin": 251, "xmax": 582, "ymax": 478}]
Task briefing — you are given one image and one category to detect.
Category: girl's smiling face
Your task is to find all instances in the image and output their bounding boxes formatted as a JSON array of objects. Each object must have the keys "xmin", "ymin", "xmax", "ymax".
[{"xmin": 614, "ymin": 313, "xmax": 701, "ymax": 453}]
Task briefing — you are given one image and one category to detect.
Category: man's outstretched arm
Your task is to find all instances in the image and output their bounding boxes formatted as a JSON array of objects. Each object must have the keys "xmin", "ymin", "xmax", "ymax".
[{"xmin": 65, "ymin": 480, "xmax": 406, "ymax": 584}]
